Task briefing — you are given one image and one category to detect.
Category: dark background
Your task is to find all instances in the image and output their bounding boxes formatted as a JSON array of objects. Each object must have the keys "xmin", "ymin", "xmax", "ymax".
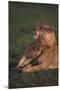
[{"xmin": 9, "ymin": 1, "xmax": 58, "ymax": 88}]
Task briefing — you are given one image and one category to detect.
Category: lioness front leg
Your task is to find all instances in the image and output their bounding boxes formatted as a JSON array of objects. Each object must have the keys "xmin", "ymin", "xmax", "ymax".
[
  {"xmin": 17, "ymin": 55, "xmax": 26, "ymax": 68},
  {"xmin": 22, "ymin": 64, "xmax": 43, "ymax": 73},
  {"xmin": 22, "ymin": 61, "xmax": 49, "ymax": 73},
  {"xmin": 17, "ymin": 49, "xmax": 41, "ymax": 69}
]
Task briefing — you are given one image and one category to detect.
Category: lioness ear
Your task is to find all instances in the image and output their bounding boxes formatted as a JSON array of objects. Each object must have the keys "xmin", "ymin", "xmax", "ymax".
[{"xmin": 48, "ymin": 26, "xmax": 54, "ymax": 32}]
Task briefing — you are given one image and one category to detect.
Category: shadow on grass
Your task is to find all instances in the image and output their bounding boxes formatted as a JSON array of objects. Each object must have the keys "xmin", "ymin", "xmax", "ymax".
[{"xmin": 9, "ymin": 68, "xmax": 58, "ymax": 89}]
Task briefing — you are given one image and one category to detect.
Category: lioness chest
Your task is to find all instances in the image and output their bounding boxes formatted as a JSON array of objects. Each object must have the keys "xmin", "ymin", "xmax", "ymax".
[{"xmin": 37, "ymin": 46, "xmax": 58, "ymax": 69}]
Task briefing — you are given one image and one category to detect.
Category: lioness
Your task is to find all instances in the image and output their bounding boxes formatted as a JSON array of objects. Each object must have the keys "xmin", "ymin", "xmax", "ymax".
[{"xmin": 16, "ymin": 25, "xmax": 58, "ymax": 73}]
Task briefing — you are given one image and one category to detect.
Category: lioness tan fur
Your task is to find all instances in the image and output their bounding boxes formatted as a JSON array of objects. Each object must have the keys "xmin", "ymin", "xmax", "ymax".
[{"xmin": 16, "ymin": 25, "xmax": 58, "ymax": 73}]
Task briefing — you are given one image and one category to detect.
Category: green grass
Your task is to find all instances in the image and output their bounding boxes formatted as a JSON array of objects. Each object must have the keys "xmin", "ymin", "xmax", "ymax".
[{"xmin": 9, "ymin": 1, "xmax": 58, "ymax": 88}]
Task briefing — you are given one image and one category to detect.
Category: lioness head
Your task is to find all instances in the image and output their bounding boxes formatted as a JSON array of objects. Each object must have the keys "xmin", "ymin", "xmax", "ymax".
[{"xmin": 33, "ymin": 25, "xmax": 57, "ymax": 47}]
